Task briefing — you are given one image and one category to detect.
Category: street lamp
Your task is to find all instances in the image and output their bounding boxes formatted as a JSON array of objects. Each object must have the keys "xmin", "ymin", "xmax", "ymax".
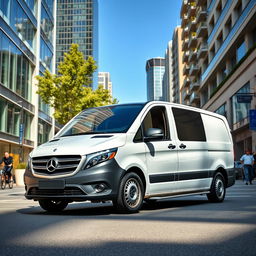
[{"xmin": 18, "ymin": 100, "xmax": 24, "ymax": 162}]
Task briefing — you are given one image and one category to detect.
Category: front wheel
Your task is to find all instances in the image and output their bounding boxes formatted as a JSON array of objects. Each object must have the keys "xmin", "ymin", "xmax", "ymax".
[
  {"xmin": 207, "ymin": 173, "xmax": 226, "ymax": 202},
  {"xmin": 39, "ymin": 200, "xmax": 69, "ymax": 212},
  {"xmin": 113, "ymin": 172, "xmax": 144, "ymax": 213},
  {"xmin": 1, "ymin": 174, "xmax": 6, "ymax": 190}
]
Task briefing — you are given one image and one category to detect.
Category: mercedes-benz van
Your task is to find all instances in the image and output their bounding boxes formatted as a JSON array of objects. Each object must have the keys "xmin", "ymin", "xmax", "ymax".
[{"xmin": 24, "ymin": 102, "xmax": 235, "ymax": 213}]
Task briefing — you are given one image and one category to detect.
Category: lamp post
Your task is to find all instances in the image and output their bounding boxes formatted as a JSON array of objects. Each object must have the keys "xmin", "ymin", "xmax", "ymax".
[{"xmin": 18, "ymin": 101, "xmax": 24, "ymax": 162}]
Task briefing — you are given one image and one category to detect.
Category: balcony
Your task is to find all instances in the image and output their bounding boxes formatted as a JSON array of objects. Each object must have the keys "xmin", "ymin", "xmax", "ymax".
[
  {"xmin": 182, "ymin": 38, "xmax": 189, "ymax": 51},
  {"xmin": 196, "ymin": 0, "xmax": 207, "ymax": 6},
  {"xmin": 180, "ymin": 0, "xmax": 189, "ymax": 16},
  {"xmin": 181, "ymin": 14, "xmax": 188, "ymax": 27},
  {"xmin": 190, "ymin": 91, "xmax": 200, "ymax": 104},
  {"xmin": 182, "ymin": 51, "xmax": 190, "ymax": 63},
  {"xmin": 188, "ymin": 34, "xmax": 198, "ymax": 48},
  {"xmin": 190, "ymin": 81, "xmax": 200, "ymax": 91},
  {"xmin": 183, "ymin": 64, "xmax": 190, "ymax": 76},
  {"xmin": 183, "ymin": 89, "xmax": 191, "ymax": 101},
  {"xmin": 181, "ymin": 26, "xmax": 189, "ymax": 40},
  {"xmin": 197, "ymin": 43, "xmax": 208, "ymax": 59},
  {"xmin": 182, "ymin": 77, "xmax": 190, "ymax": 88},
  {"xmin": 188, "ymin": 50, "xmax": 197, "ymax": 62},
  {"xmin": 196, "ymin": 22, "xmax": 207, "ymax": 38},
  {"xmin": 188, "ymin": 4, "xmax": 196, "ymax": 18},
  {"xmin": 196, "ymin": 7, "xmax": 207, "ymax": 22},
  {"xmin": 189, "ymin": 64, "xmax": 199, "ymax": 76},
  {"xmin": 188, "ymin": 18, "xmax": 197, "ymax": 34}
]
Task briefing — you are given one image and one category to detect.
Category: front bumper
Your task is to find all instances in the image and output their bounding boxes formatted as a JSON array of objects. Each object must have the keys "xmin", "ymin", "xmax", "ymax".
[{"xmin": 24, "ymin": 159, "xmax": 125, "ymax": 201}]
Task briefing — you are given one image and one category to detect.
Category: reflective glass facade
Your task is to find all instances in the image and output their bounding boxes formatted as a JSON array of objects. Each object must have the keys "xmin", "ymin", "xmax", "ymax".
[
  {"xmin": 0, "ymin": 0, "xmax": 56, "ymax": 161},
  {"xmin": 146, "ymin": 58, "xmax": 165, "ymax": 101},
  {"xmin": 56, "ymin": 0, "xmax": 98, "ymax": 83},
  {"xmin": 0, "ymin": 30, "xmax": 33, "ymax": 101}
]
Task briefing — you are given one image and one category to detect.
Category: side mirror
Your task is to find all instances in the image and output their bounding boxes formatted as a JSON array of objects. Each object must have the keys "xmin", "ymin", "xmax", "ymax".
[{"xmin": 144, "ymin": 128, "xmax": 164, "ymax": 142}]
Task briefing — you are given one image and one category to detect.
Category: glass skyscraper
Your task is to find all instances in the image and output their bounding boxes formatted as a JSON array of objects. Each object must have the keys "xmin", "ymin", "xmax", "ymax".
[
  {"xmin": 0, "ymin": 0, "xmax": 56, "ymax": 162},
  {"xmin": 56, "ymin": 0, "xmax": 98, "ymax": 85},
  {"xmin": 146, "ymin": 58, "xmax": 166, "ymax": 101}
]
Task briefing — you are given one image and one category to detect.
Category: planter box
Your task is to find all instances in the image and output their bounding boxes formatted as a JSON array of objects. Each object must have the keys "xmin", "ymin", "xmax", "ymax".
[{"xmin": 15, "ymin": 169, "xmax": 25, "ymax": 186}]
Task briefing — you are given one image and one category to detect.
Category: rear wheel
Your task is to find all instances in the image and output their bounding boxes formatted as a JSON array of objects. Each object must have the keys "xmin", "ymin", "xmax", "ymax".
[
  {"xmin": 39, "ymin": 199, "xmax": 69, "ymax": 212},
  {"xmin": 207, "ymin": 172, "xmax": 226, "ymax": 202},
  {"xmin": 8, "ymin": 179, "xmax": 13, "ymax": 189},
  {"xmin": 113, "ymin": 172, "xmax": 144, "ymax": 213}
]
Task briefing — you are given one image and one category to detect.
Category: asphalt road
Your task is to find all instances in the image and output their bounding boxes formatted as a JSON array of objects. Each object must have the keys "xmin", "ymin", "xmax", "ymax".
[{"xmin": 0, "ymin": 180, "xmax": 256, "ymax": 256}]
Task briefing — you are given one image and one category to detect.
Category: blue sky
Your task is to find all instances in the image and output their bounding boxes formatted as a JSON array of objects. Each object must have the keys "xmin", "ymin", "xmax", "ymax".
[{"xmin": 98, "ymin": 0, "xmax": 182, "ymax": 103}]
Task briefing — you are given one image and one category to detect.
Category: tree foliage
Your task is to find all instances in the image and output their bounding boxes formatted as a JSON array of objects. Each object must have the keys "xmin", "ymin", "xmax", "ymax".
[{"xmin": 36, "ymin": 44, "xmax": 117, "ymax": 124}]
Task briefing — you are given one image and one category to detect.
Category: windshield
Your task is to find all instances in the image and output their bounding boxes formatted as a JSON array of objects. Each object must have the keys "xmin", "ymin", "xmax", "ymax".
[{"xmin": 58, "ymin": 104, "xmax": 145, "ymax": 137}]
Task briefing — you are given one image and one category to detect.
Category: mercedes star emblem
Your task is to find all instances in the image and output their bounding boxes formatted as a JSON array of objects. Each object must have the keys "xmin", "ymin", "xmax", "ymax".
[{"xmin": 46, "ymin": 158, "xmax": 59, "ymax": 173}]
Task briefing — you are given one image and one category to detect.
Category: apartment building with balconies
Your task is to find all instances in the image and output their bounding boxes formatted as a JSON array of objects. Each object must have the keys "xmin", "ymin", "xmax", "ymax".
[
  {"xmin": 180, "ymin": 0, "xmax": 207, "ymax": 107},
  {"xmin": 200, "ymin": 0, "xmax": 256, "ymax": 159}
]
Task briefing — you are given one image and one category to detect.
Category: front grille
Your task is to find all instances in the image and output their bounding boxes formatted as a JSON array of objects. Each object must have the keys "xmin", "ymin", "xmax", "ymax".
[
  {"xmin": 32, "ymin": 155, "xmax": 81, "ymax": 176},
  {"xmin": 28, "ymin": 187, "xmax": 85, "ymax": 196}
]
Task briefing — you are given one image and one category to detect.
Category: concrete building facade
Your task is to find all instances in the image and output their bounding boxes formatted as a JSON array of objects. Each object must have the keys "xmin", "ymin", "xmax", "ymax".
[
  {"xmin": 163, "ymin": 41, "xmax": 173, "ymax": 102},
  {"xmin": 172, "ymin": 26, "xmax": 185, "ymax": 104},
  {"xmin": 98, "ymin": 72, "xmax": 113, "ymax": 96},
  {"xmin": 0, "ymin": 0, "xmax": 57, "ymax": 163},
  {"xmin": 179, "ymin": 0, "xmax": 256, "ymax": 159}
]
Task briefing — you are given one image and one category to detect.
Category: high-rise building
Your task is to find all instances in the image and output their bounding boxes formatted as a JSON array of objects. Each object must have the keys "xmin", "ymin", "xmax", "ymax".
[
  {"xmin": 98, "ymin": 72, "xmax": 113, "ymax": 96},
  {"xmin": 179, "ymin": 0, "xmax": 256, "ymax": 159},
  {"xmin": 0, "ymin": 0, "xmax": 56, "ymax": 163},
  {"xmin": 163, "ymin": 41, "xmax": 173, "ymax": 102},
  {"xmin": 56, "ymin": 0, "xmax": 98, "ymax": 87},
  {"xmin": 146, "ymin": 57, "xmax": 166, "ymax": 101},
  {"xmin": 172, "ymin": 26, "xmax": 185, "ymax": 104}
]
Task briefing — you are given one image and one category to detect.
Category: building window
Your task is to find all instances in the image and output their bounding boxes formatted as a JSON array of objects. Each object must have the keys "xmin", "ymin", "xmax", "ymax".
[
  {"xmin": 38, "ymin": 119, "xmax": 51, "ymax": 145},
  {"xmin": 224, "ymin": 16, "xmax": 232, "ymax": 38},
  {"xmin": 232, "ymin": 82, "xmax": 250, "ymax": 124},
  {"xmin": 215, "ymin": 103, "xmax": 226, "ymax": 117},
  {"xmin": 172, "ymin": 107, "xmax": 206, "ymax": 141},
  {"xmin": 0, "ymin": 31, "xmax": 33, "ymax": 101},
  {"xmin": 236, "ymin": 40, "xmax": 246, "ymax": 62}
]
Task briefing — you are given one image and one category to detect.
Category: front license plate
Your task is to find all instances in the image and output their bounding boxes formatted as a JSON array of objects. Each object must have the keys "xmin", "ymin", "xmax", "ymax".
[{"xmin": 39, "ymin": 180, "xmax": 65, "ymax": 190}]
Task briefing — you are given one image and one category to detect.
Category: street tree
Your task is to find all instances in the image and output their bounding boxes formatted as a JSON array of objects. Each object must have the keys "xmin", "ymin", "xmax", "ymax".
[{"xmin": 36, "ymin": 44, "xmax": 117, "ymax": 124}]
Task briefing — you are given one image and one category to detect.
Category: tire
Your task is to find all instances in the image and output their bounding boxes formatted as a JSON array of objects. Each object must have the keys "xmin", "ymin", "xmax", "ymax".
[
  {"xmin": 8, "ymin": 180, "xmax": 13, "ymax": 189},
  {"xmin": 1, "ymin": 174, "xmax": 6, "ymax": 190},
  {"xmin": 39, "ymin": 200, "xmax": 69, "ymax": 212},
  {"xmin": 113, "ymin": 172, "xmax": 144, "ymax": 213},
  {"xmin": 207, "ymin": 172, "xmax": 226, "ymax": 203}
]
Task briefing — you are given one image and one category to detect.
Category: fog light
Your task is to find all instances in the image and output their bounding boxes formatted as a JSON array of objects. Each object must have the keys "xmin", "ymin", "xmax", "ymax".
[{"xmin": 94, "ymin": 183, "xmax": 106, "ymax": 193}]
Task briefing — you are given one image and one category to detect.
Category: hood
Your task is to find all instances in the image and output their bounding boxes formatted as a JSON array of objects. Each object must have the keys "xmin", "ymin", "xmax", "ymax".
[{"xmin": 31, "ymin": 133, "xmax": 127, "ymax": 157}]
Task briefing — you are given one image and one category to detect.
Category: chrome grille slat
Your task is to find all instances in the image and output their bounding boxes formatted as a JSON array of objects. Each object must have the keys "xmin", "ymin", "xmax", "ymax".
[{"xmin": 32, "ymin": 155, "xmax": 81, "ymax": 176}]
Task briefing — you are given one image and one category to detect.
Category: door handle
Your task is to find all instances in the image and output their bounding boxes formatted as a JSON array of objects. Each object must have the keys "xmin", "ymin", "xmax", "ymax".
[
  {"xmin": 179, "ymin": 143, "xmax": 186, "ymax": 149},
  {"xmin": 168, "ymin": 144, "xmax": 176, "ymax": 149}
]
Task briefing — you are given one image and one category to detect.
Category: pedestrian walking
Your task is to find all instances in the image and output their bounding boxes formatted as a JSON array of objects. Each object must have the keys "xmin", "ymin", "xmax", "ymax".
[{"xmin": 240, "ymin": 150, "xmax": 254, "ymax": 185}]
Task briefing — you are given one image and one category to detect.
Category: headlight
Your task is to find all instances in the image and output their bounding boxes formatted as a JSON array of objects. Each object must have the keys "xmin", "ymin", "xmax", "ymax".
[{"xmin": 85, "ymin": 148, "xmax": 118, "ymax": 169}]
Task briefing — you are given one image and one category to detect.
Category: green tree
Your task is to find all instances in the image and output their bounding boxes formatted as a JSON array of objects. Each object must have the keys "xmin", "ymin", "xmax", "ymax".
[{"xmin": 36, "ymin": 44, "xmax": 117, "ymax": 124}]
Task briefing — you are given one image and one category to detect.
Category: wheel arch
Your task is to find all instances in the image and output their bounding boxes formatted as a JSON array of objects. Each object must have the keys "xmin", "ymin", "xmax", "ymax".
[
  {"xmin": 214, "ymin": 167, "xmax": 228, "ymax": 187},
  {"xmin": 125, "ymin": 166, "xmax": 147, "ymax": 195}
]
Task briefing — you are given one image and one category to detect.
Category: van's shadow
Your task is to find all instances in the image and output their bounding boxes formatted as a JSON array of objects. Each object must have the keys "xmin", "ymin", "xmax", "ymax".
[{"xmin": 17, "ymin": 198, "xmax": 208, "ymax": 216}]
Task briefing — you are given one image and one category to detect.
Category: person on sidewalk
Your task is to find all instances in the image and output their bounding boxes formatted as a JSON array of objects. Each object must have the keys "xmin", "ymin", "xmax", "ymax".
[
  {"xmin": 0, "ymin": 152, "xmax": 13, "ymax": 183},
  {"xmin": 240, "ymin": 150, "xmax": 254, "ymax": 185}
]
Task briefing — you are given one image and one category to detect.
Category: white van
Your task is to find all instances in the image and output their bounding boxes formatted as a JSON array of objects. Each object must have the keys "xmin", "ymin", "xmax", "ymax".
[{"xmin": 24, "ymin": 102, "xmax": 235, "ymax": 213}]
